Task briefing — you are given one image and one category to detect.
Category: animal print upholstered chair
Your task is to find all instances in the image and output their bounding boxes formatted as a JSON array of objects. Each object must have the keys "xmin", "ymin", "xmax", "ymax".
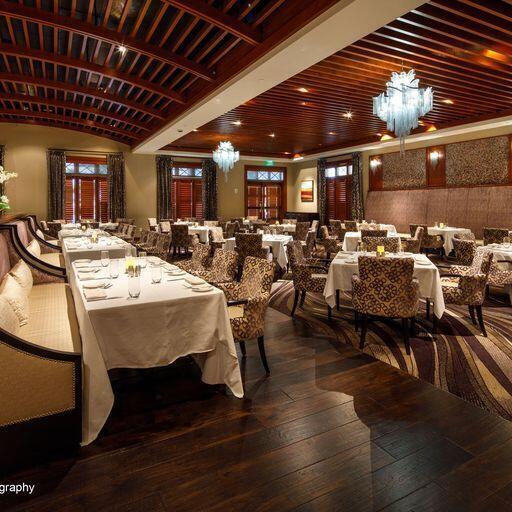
[
  {"xmin": 175, "ymin": 243, "xmax": 211, "ymax": 272},
  {"xmin": 193, "ymin": 249, "xmax": 238, "ymax": 286},
  {"xmin": 362, "ymin": 236, "xmax": 400, "ymax": 253}
]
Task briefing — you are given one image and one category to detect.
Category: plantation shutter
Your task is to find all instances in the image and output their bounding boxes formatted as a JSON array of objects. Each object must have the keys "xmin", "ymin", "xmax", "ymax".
[
  {"xmin": 65, "ymin": 178, "xmax": 75, "ymax": 222},
  {"xmin": 327, "ymin": 179, "xmax": 336, "ymax": 221},
  {"xmin": 247, "ymin": 184, "xmax": 262, "ymax": 218},
  {"xmin": 265, "ymin": 184, "xmax": 281, "ymax": 220},
  {"xmin": 193, "ymin": 180, "xmax": 203, "ymax": 219},
  {"xmin": 98, "ymin": 178, "xmax": 109, "ymax": 222},
  {"xmin": 79, "ymin": 178, "xmax": 96, "ymax": 220}
]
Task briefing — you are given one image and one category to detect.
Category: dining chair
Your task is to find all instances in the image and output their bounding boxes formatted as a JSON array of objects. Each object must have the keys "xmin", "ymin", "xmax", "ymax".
[
  {"xmin": 402, "ymin": 226, "xmax": 424, "ymax": 253},
  {"xmin": 360, "ymin": 229, "xmax": 387, "ymax": 238},
  {"xmin": 483, "ymin": 228, "xmax": 509, "ymax": 246},
  {"xmin": 330, "ymin": 220, "xmax": 347, "ymax": 241},
  {"xmin": 440, "ymin": 250, "xmax": 493, "ymax": 336},
  {"xmin": 159, "ymin": 220, "xmax": 171, "ymax": 233},
  {"xmin": 194, "ymin": 249, "xmax": 238, "ymax": 286},
  {"xmin": 220, "ymin": 256, "xmax": 275, "ymax": 373},
  {"xmin": 310, "ymin": 219, "xmax": 319, "ymax": 234},
  {"xmin": 170, "ymin": 224, "xmax": 198, "ymax": 255},
  {"xmin": 224, "ymin": 221, "xmax": 238, "ymax": 239},
  {"xmin": 146, "ymin": 234, "xmax": 171, "ymax": 261},
  {"xmin": 362, "ymin": 236, "xmax": 400, "ymax": 253},
  {"xmin": 318, "ymin": 225, "xmax": 343, "ymax": 258},
  {"xmin": 134, "ymin": 230, "xmax": 150, "ymax": 251},
  {"xmin": 147, "ymin": 217, "xmax": 157, "ymax": 231},
  {"xmin": 344, "ymin": 220, "xmax": 358, "ymax": 232},
  {"xmin": 453, "ymin": 238, "xmax": 476, "ymax": 266},
  {"xmin": 287, "ymin": 240, "xmax": 332, "ymax": 318},
  {"xmin": 234, "ymin": 233, "xmax": 268, "ymax": 269},
  {"xmin": 293, "ymin": 222, "xmax": 310, "ymax": 242},
  {"xmin": 303, "ymin": 230, "xmax": 316, "ymax": 258},
  {"xmin": 352, "ymin": 256, "xmax": 420, "ymax": 354},
  {"xmin": 209, "ymin": 226, "xmax": 225, "ymax": 250},
  {"xmin": 411, "ymin": 223, "xmax": 444, "ymax": 255},
  {"xmin": 203, "ymin": 220, "xmax": 219, "ymax": 227},
  {"xmin": 488, "ymin": 261, "xmax": 512, "ymax": 304},
  {"xmin": 136, "ymin": 231, "xmax": 158, "ymax": 252},
  {"xmin": 175, "ymin": 243, "xmax": 211, "ymax": 272},
  {"xmin": 287, "ymin": 218, "xmax": 298, "ymax": 225},
  {"xmin": 453, "ymin": 232, "xmax": 476, "ymax": 241}
]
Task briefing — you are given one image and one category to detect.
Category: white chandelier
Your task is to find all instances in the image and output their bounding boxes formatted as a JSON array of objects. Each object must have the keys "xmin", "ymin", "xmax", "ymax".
[
  {"xmin": 212, "ymin": 141, "xmax": 239, "ymax": 181},
  {"xmin": 373, "ymin": 69, "xmax": 433, "ymax": 153}
]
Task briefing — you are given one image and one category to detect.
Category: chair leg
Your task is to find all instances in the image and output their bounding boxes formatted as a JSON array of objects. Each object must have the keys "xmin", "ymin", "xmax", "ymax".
[
  {"xmin": 328, "ymin": 305, "xmax": 332, "ymax": 320},
  {"xmin": 300, "ymin": 290, "xmax": 306, "ymax": 308},
  {"xmin": 354, "ymin": 310, "xmax": 359, "ymax": 332},
  {"xmin": 291, "ymin": 289, "xmax": 300, "ymax": 317},
  {"xmin": 425, "ymin": 299, "xmax": 430, "ymax": 320},
  {"xmin": 410, "ymin": 316, "xmax": 416, "ymax": 337},
  {"xmin": 239, "ymin": 341, "xmax": 247, "ymax": 357},
  {"xmin": 336, "ymin": 290, "xmax": 340, "ymax": 311},
  {"xmin": 359, "ymin": 314, "xmax": 368, "ymax": 350},
  {"xmin": 257, "ymin": 335, "xmax": 270, "ymax": 374},
  {"xmin": 468, "ymin": 305, "xmax": 477, "ymax": 325},
  {"xmin": 476, "ymin": 305, "xmax": 487, "ymax": 337},
  {"xmin": 402, "ymin": 318, "xmax": 411, "ymax": 355}
]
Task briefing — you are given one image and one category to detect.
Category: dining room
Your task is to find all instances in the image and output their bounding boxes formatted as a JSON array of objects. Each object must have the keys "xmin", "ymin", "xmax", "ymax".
[{"xmin": 2, "ymin": 1, "xmax": 512, "ymax": 511}]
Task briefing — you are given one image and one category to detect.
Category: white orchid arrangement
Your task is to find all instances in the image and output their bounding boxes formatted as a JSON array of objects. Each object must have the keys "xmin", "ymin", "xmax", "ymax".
[{"xmin": 0, "ymin": 165, "xmax": 18, "ymax": 212}]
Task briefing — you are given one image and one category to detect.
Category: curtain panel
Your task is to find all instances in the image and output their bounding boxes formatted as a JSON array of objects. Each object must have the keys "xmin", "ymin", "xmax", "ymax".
[
  {"xmin": 156, "ymin": 155, "xmax": 173, "ymax": 220},
  {"xmin": 47, "ymin": 149, "xmax": 66, "ymax": 221},
  {"xmin": 107, "ymin": 152, "xmax": 126, "ymax": 222},
  {"xmin": 351, "ymin": 152, "xmax": 365, "ymax": 221},
  {"xmin": 202, "ymin": 158, "xmax": 217, "ymax": 220},
  {"xmin": 317, "ymin": 158, "xmax": 327, "ymax": 227}
]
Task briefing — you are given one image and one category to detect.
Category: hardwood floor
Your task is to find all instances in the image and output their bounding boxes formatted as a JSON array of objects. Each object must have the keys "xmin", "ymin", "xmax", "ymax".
[{"xmin": 3, "ymin": 306, "xmax": 512, "ymax": 511}]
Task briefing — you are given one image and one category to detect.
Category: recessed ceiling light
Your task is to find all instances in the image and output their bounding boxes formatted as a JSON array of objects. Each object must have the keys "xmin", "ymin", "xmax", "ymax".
[
  {"xmin": 427, "ymin": 125, "xmax": 437, "ymax": 132},
  {"xmin": 380, "ymin": 134, "xmax": 393, "ymax": 141},
  {"xmin": 232, "ymin": 120, "xmax": 242, "ymax": 126},
  {"xmin": 293, "ymin": 153, "xmax": 303, "ymax": 161},
  {"xmin": 301, "ymin": 101, "xmax": 309, "ymax": 106},
  {"xmin": 283, "ymin": 151, "xmax": 291, "ymax": 155},
  {"xmin": 328, "ymin": 131, "xmax": 336, "ymax": 135},
  {"xmin": 297, "ymin": 87, "xmax": 309, "ymax": 93},
  {"xmin": 342, "ymin": 111, "xmax": 353, "ymax": 119},
  {"xmin": 442, "ymin": 99, "xmax": 454, "ymax": 104},
  {"xmin": 269, "ymin": 133, "xmax": 275, "ymax": 138},
  {"xmin": 192, "ymin": 129, "xmax": 199, "ymax": 132},
  {"xmin": 117, "ymin": 45, "xmax": 127, "ymax": 55}
]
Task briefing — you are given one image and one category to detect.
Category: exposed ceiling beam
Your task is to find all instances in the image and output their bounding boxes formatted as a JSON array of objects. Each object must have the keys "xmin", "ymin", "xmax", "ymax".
[
  {"xmin": 0, "ymin": 43, "xmax": 185, "ymax": 103},
  {"xmin": 0, "ymin": 1, "xmax": 213, "ymax": 81},
  {"xmin": 162, "ymin": 0, "xmax": 262, "ymax": 45},
  {"xmin": 0, "ymin": 72, "xmax": 165, "ymax": 119}
]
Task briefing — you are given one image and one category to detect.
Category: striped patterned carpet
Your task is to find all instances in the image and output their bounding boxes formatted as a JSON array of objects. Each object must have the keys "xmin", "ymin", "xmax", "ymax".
[{"xmin": 270, "ymin": 280, "xmax": 512, "ymax": 422}]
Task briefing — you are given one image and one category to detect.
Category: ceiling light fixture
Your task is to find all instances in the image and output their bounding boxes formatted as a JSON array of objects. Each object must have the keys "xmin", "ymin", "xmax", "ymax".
[
  {"xmin": 293, "ymin": 154, "xmax": 304, "ymax": 161},
  {"xmin": 373, "ymin": 68, "xmax": 433, "ymax": 153},
  {"xmin": 213, "ymin": 141, "xmax": 239, "ymax": 182},
  {"xmin": 342, "ymin": 111, "xmax": 353, "ymax": 119},
  {"xmin": 370, "ymin": 158, "xmax": 381, "ymax": 169},
  {"xmin": 232, "ymin": 120, "xmax": 242, "ymax": 126},
  {"xmin": 328, "ymin": 131, "xmax": 336, "ymax": 135},
  {"xmin": 429, "ymin": 150, "xmax": 441, "ymax": 163},
  {"xmin": 380, "ymin": 134, "xmax": 393, "ymax": 141},
  {"xmin": 442, "ymin": 99, "xmax": 454, "ymax": 104},
  {"xmin": 298, "ymin": 87, "xmax": 309, "ymax": 93},
  {"xmin": 117, "ymin": 45, "xmax": 127, "ymax": 55},
  {"xmin": 269, "ymin": 133, "xmax": 275, "ymax": 138}
]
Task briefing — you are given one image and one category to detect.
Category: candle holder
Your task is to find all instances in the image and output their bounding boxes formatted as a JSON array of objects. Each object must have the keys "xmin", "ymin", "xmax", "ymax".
[
  {"xmin": 376, "ymin": 245, "xmax": 386, "ymax": 257},
  {"xmin": 439, "ymin": 222, "xmax": 445, "ymax": 229}
]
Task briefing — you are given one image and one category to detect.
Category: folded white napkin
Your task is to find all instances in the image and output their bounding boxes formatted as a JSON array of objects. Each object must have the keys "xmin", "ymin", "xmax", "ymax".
[
  {"xmin": 77, "ymin": 267, "xmax": 99, "ymax": 273},
  {"xmin": 185, "ymin": 275, "xmax": 204, "ymax": 286},
  {"xmin": 77, "ymin": 270, "xmax": 103, "ymax": 281},
  {"xmin": 83, "ymin": 288, "xmax": 107, "ymax": 301},
  {"xmin": 75, "ymin": 261, "xmax": 97, "ymax": 269}
]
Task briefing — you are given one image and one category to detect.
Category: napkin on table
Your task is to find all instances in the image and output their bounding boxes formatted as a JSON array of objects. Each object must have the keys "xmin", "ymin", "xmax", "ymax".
[{"xmin": 83, "ymin": 288, "xmax": 107, "ymax": 301}]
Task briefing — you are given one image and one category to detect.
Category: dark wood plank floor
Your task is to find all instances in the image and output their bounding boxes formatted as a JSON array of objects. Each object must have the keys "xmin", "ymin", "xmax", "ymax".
[{"xmin": 3, "ymin": 306, "xmax": 512, "ymax": 511}]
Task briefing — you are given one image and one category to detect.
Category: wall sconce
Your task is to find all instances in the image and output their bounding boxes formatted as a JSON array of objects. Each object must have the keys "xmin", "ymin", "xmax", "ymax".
[
  {"xmin": 370, "ymin": 158, "xmax": 381, "ymax": 170},
  {"xmin": 430, "ymin": 150, "xmax": 441, "ymax": 164}
]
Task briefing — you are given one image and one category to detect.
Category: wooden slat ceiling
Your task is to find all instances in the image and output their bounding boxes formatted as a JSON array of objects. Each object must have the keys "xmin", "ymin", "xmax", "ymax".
[
  {"xmin": 168, "ymin": 0, "xmax": 512, "ymax": 157},
  {"xmin": 0, "ymin": 0, "xmax": 338, "ymax": 145}
]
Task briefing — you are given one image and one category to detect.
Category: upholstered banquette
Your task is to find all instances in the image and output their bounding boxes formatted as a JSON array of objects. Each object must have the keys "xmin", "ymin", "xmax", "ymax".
[
  {"xmin": 365, "ymin": 186, "xmax": 512, "ymax": 238},
  {"xmin": 0, "ymin": 215, "xmax": 81, "ymax": 469}
]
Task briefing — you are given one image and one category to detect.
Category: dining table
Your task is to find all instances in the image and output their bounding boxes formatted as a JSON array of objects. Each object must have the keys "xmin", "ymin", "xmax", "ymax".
[
  {"xmin": 61, "ymin": 235, "xmax": 132, "ymax": 267},
  {"xmin": 479, "ymin": 244, "xmax": 512, "ymax": 302},
  {"xmin": 342, "ymin": 223, "xmax": 397, "ymax": 234},
  {"xmin": 224, "ymin": 234, "xmax": 292, "ymax": 268},
  {"xmin": 428, "ymin": 226, "xmax": 472, "ymax": 254},
  {"xmin": 68, "ymin": 257, "xmax": 243, "ymax": 445},
  {"xmin": 342, "ymin": 231, "xmax": 402, "ymax": 252},
  {"xmin": 323, "ymin": 251, "xmax": 445, "ymax": 319}
]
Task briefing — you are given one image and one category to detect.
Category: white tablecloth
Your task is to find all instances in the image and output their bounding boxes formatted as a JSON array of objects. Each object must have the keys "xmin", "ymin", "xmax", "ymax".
[
  {"xmin": 62, "ymin": 236, "xmax": 130, "ymax": 267},
  {"xmin": 188, "ymin": 226, "xmax": 211, "ymax": 244},
  {"xmin": 69, "ymin": 258, "xmax": 243, "ymax": 445},
  {"xmin": 428, "ymin": 227, "xmax": 472, "ymax": 254},
  {"xmin": 323, "ymin": 252, "xmax": 445, "ymax": 319},
  {"xmin": 280, "ymin": 224, "xmax": 296, "ymax": 233},
  {"xmin": 341, "ymin": 223, "xmax": 397, "ymax": 234},
  {"xmin": 480, "ymin": 245, "xmax": 512, "ymax": 302},
  {"xmin": 342, "ymin": 232, "xmax": 402, "ymax": 252},
  {"xmin": 224, "ymin": 234, "xmax": 292, "ymax": 268},
  {"xmin": 58, "ymin": 228, "xmax": 110, "ymax": 240}
]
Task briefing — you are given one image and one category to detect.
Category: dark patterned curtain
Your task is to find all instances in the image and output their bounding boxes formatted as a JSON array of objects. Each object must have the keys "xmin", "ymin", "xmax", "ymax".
[
  {"xmin": 107, "ymin": 152, "xmax": 126, "ymax": 222},
  {"xmin": 47, "ymin": 149, "xmax": 66, "ymax": 220},
  {"xmin": 202, "ymin": 158, "xmax": 217, "ymax": 220},
  {"xmin": 156, "ymin": 155, "xmax": 173, "ymax": 220},
  {"xmin": 351, "ymin": 152, "xmax": 365, "ymax": 221},
  {"xmin": 317, "ymin": 158, "xmax": 327, "ymax": 226}
]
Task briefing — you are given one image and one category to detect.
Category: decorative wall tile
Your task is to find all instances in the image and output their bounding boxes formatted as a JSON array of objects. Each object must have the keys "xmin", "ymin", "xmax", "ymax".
[
  {"xmin": 382, "ymin": 148, "xmax": 426, "ymax": 189},
  {"xmin": 445, "ymin": 136, "xmax": 509, "ymax": 186}
]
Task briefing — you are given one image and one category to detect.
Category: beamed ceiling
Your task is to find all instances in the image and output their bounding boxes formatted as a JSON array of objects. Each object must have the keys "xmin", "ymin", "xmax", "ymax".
[
  {"xmin": 168, "ymin": 0, "xmax": 512, "ymax": 157},
  {"xmin": 0, "ymin": 0, "xmax": 340, "ymax": 145}
]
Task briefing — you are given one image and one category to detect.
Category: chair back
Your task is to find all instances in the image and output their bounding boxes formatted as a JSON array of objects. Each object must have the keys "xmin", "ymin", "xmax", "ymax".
[
  {"xmin": 190, "ymin": 243, "xmax": 211, "ymax": 268},
  {"xmin": 294, "ymin": 222, "xmax": 310, "ymax": 242},
  {"xmin": 362, "ymin": 236, "xmax": 400, "ymax": 253},
  {"xmin": 360, "ymin": 229, "xmax": 387, "ymax": 238},
  {"xmin": 483, "ymin": 227, "xmax": 509, "ymax": 246},
  {"xmin": 410, "ymin": 224, "xmax": 427, "ymax": 237},
  {"xmin": 148, "ymin": 217, "xmax": 157, "ymax": 228},
  {"xmin": 453, "ymin": 231, "xmax": 475, "ymax": 241},
  {"xmin": 225, "ymin": 221, "xmax": 237, "ymax": 238},
  {"xmin": 304, "ymin": 230, "xmax": 316, "ymax": 258},
  {"xmin": 139, "ymin": 230, "xmax": 149, "ymax": 245},
  {"xmin": 471, "ymin": 249, "xmax": 493, "ymax": 275},
  {"xmin": 159, "ymin": 220, "xmax": 171, "ymax": 233},
  {"xmin": 240, "ymin": 256, "xmax": 274, "ymax": 296},
  {"xmin": 287, "ymin": 218, "xmax": 298, "ymax": 225},
  {"xmin": 344, "ymin": 220, "xmax": 357, "ymax": 231},
  {"xmin": 210, "ymin": 249, "xmax": 238, "ymax": 282},
  {"xmin": 209, "ymin": 226, "xmax": 224, "ymax": 243},
  {"xmin": 170, "ymin": 224, "xmax": 189, "ymax": 246},
  {"xmin": 126, "ymin": 225, "xmax": 135, "ymax": 237},
  {"xmin": 145, "ymin": 231, "xmax": 158, "ymax": 247},
  {"xmin": 204, "ymin": 220, "xmax": 218, "ymax": 227},
  {"xmin": 286, "ymin": 240, "xmax": 307, "ymax": 267},
  {"xmin": 310, "ymin": 219, "xmax": 319, "ymax": 233},
  {"xmin": 235, "ymin": 233, "xmax": 266, "ymax": 265},
  {"xmin": 453, "ymin": 239, "xmax": 476, "ymax": 266},
  {"xmin": 156, "ymin": 233, "xmax": 171, "ymax": 252},
  {"xmin": 320, "ymin": 225, "xmax": 330, "ymax": 239}
]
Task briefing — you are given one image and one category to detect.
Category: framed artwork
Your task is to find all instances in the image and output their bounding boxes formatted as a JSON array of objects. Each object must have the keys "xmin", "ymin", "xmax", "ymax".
[{"xmin": 300, "ymin": 179, "xmax": 314, "ymax": 202}]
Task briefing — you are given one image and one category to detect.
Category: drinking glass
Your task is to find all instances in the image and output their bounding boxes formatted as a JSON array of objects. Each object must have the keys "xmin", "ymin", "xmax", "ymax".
[
  {"xmin": 101, "ymin": 250, "xmax": 109, "ymax": 267},
  {"xmin": 138, "ymin": 251, "xmax": 147, "ymax": 269},
  {"xmin": 128, "ymin": 274, "xmax": 141, "ymax": 298},
  {"xmin": 150, "ymin": 263, "xmax": 162, "ymax": 284},
  {"xmin": 109, "ymin": 259, "xmax": 119, "ymax": 279}
]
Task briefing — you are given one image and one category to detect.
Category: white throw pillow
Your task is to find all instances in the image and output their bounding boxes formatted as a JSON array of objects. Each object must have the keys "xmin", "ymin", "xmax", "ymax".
[
  {"xmin": 0, "ymin": 274, "xmax": 29, "ymax": 326},
  {"xmin": 9, "ymin": 260, "xmax": 33, "ymax": 294},
  {"xmin": 0, "ymin": 295, "xmax": 20, "ymax": 336},
  {"xmin": 26, "ymin": 239, "xmax": 41, "ymax": 258}
]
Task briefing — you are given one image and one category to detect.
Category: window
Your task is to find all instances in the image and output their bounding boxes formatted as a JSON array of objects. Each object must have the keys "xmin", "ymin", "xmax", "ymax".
[
  {"xmin": 170, "ymin": 163, "xmax": 203, "ymax": 219},
  {"xmin": 326, "ymin": 161, "xmax": 352, "ymax": 221},
  {"xmin": 64, "ymin": 157, "xmax": 109, "ymax": 223},
  {"xmin": 245, "ymin": 167, "xmax": 286, "ymax": 220}
]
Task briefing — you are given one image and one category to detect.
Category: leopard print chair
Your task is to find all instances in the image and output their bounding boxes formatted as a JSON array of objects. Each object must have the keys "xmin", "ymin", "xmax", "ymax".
[
  {"xmin": 483, "ymin": 228, "xmax": 509, "ymax": 246},
  {"xmin": 441, "ymin": 250, "xmax": 493, "ymax": 336},
  {"xmin": 453, "ymin": 232, "xmax": 476, "ymax": 241},
  {"xmin": 170, "ymin": 224, "xmax": 198, "ymax": 255},
  {"xmin": 318, "ymin": 225, "xmax": 343, "ymax": 258},
  {"xmin": 330, "ymin": 220, "xmax": 346, "ymax": 240},
  {"xmin": 137, "ymin": 231, "xmax": 158, "ymax": 252},
  {"xmin": 209, "ymin": 226, "xmax": 225, "ymax": 250},
  {"xmin": 193, "ymin": 249, "xmax": 238, "ymax": 286},
  {"xmin": 234, "ymin": 233, "xmax": 268, "ymax": 268},
  {"xmin": 402, "ymin": 226, "xmax": 424, "ymax": 254},
  {"xmin": 362, "ymin": 236, "xmax": 400, "ymax": 253},
  {"xmin": 225, "ymin": 221, "xmax": 238, "ymax": 239},
  {"xmin": 219, "ymin": 257, "xmax": 275, "ymax": 374},
  {"xmin": 453, "ymin": 239, "xmax": 476, "ymax": 266},
  {"xmin": 352, "ymin": 256, "xmax": 420, "ymax": 354},
  {"xmin": 303, "ymin": 230, "xmax": 316, "ymax": 258},
  {"xmin": 134, "ymin": 229, "xmax": 150, "ymax": 251},
  {"xmin": 344, "ymin": 220, "xmax": 358, "ymax": 232},
  {"xmin": 146, "ymin": 234, "xmax": 171, "ymax": 260},
  {"xmin": 360, "ymin": 229, "xmax": 388, "ymax": 238},
  {"xmin": 293, "ymin": 222, "xmax": 310, "ymax": 242},
  {"xmin": 410, "ymin": 224, "xmax": 444, "ymax": 255},
  {"xmin": 488, "ymin": 260, "xmax": 512, "ymax": 304},
  {"xmin": 175, "ymin": 243, "xmax": 211, "ymax": 273},
  {"xmin": 287, "ymin": 241, "xmax": 332, "ymax": 318}
]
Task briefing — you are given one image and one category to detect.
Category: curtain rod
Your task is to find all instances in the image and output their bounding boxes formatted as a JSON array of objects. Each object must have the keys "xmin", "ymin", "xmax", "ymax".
[{"xmin": 48, "ymin": 148, "xmax": 121, "ymax": 155}]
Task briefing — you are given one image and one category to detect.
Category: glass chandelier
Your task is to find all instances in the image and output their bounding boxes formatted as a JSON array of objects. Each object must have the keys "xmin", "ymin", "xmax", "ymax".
[
  {"xmin": 212, "ymin": 141, "xmax": 239, "ymax": 181},
  {"xmin": 373, "ymin": 69, "xmax": 433, "ymax": 153}
]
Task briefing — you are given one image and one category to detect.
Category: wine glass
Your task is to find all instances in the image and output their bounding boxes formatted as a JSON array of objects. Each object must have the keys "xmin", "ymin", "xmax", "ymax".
[
  {"xmin": 101, "ymin": 250, "xmax": 109, "ymax": 268},
  {"xmin": 150, "ymin": 263, "xmax": 162, "ymax": 284},
  {"xmin": 138, "ymin": 251, "xmax": 147, "ymax": 269},
  {"xmin": 128, "ymin": 274, "xmax": 141, "ymax": 298},
  {"xmin": 109, "ymin": 259, "xmax": 119, "ymax": 279}
]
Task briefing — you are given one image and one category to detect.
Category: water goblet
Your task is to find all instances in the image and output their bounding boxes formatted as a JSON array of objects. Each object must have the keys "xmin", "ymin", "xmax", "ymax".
[
  {"xmin": 109, "ymin": 259, "xmax": 119, "ymax": 279},
  {"xmin": 150, "ymin": 263, "xmax": 162, "ymax": 284},
  {"xmin": 100, "ymin": 250, "xmax": 109, "ymax": 268},
  {"xmin": 138, "ymin": 251, "xmax": 147, "ymax": 269},
  {"xmin": 128, "ymin": 274, "xmax": 141, "ymax": 298}
]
